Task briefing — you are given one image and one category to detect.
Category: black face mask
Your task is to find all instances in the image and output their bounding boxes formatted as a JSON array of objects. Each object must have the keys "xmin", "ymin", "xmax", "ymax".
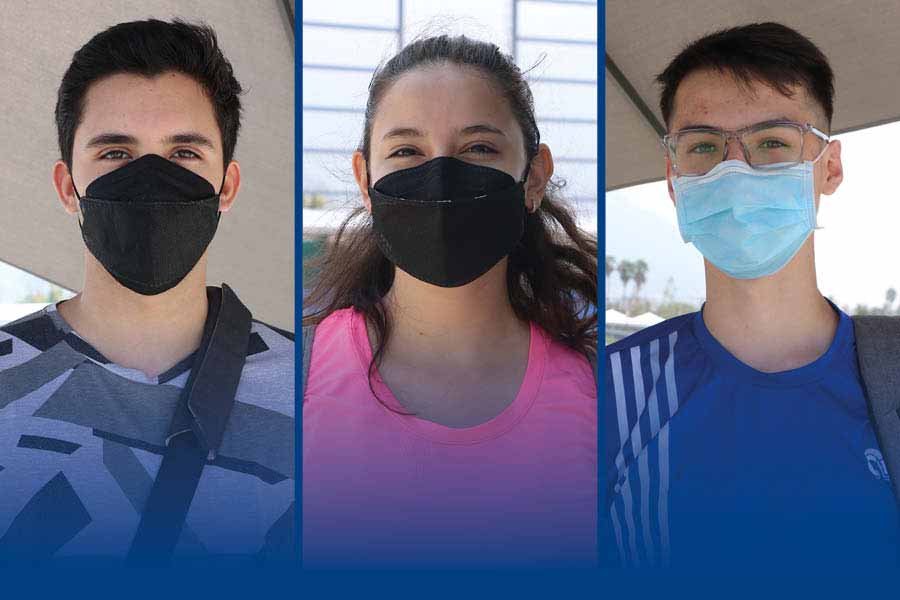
[
  {"xmin": 368, "ymin": 156, "xmax": 527, "ymax": 288},
  {"xmin": 74, "ymin": 154, "xmax": 222, "ymax": 296}
]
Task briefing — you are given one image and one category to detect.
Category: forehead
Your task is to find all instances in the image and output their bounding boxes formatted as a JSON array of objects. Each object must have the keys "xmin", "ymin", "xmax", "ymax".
[
  {"xmin": 75, "ymin": 71, "xmax": 220, "ymax": 145},
  {"xmin": 370, "ymin": 64, "xmax": 521, "ymax": 139},
  {"xmin": 669, "ymin": 68, "xmax": 820, "ymax": 131}
]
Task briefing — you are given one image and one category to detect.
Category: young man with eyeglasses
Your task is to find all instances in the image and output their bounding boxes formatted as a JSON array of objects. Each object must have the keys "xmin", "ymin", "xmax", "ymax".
[{"xmin": 604, "ymin": 22, "xmax": 898, "ymax": 569}]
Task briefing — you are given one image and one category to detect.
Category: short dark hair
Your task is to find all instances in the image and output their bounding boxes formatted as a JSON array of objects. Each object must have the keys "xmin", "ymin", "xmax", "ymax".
[
  {"xmin": 657, "ymin": 22, "xmax": 834, "ymax": 130},
  {"xmin": 55, "ymin": 19, "xmax": 243, "ymax": 167}
]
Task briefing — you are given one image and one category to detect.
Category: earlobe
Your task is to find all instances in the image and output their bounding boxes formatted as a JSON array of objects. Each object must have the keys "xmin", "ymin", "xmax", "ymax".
[{"xmin": 52, "ymin": 161, "xmax": 79, "ymax": 215}]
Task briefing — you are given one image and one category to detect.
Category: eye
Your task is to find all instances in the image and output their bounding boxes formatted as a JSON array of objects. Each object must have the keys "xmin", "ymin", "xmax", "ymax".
[
  {"xmin": 687, "ymin": 142, "xmax": 718, "ymax": 155},
  {"xmin": 171, "ymin": 148, "xmax": 201, "ymax": 160},
  {"xmin": 99, "ymin": 149, "xmax": 130, "ymax": 160},
  {"xmin": 757, "ymin": 138, "xmax": 790, "ymax": 149},
  {"xmin": 463, "ymin": 144, "xmax": 497, "ymax": 155},
  {"xmin": 387, "ymin": 147, "xmax": 419, "ymax": 159}
]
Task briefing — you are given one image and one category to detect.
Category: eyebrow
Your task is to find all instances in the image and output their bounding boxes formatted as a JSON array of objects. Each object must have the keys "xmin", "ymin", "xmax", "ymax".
[
  {"xmin": 84, "ymin": 131, "xmax": 216, "ymax": 149},
  {"xmin": 382, "ymin": 127, "xmax": 424, "ymax": 141},
  {"xmin": 676, "ymin": 116, "xmax": 796, "ymax": 132},
  {"xmin": 85, "ymin": 133, "xmax": 137, "ymax": 148},
  {"xmin": 381, "ymin": 124, "xmax": 506, "ymax": 141},
  {"xmin": 164, "ymin": 132, "xmax": 216, "ymax": 149},
  {"xmin": 461, "ymin": 124, "xmax": 505, "ymax": 136}
]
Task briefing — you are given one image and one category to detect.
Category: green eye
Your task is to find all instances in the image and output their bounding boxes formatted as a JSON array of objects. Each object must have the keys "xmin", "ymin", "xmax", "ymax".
[
  {"xmin": 688, "ymin": 142, "xmax": 718, "ymax": 154},
  {"xmin": 758, "ymin": 138, "xmax": 789, "ymax": 149}
]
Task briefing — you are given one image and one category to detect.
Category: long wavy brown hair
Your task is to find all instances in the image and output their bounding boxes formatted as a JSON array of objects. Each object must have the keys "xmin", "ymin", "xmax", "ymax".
[{"xmin": 304, "ymin": 35, "xmax": 598, "ymax": 378}]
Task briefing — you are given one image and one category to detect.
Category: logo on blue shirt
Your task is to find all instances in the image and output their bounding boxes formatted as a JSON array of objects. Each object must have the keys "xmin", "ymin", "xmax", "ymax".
[{"xmin": 866, "ymin": 448, "xmax": 890, "ymax": 481}]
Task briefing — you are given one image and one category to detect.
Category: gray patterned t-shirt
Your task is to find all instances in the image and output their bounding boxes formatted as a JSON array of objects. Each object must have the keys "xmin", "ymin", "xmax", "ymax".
[{"xmin": 0, "ymin": 300, "xmax": 295, "ymax": 563}]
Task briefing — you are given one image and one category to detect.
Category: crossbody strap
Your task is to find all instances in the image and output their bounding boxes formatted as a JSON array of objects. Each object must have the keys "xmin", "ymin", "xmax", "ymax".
[
  {"xmin": 852, "ymin": 315, "xmax": 900, "ymax": 507},
  {"xmin": 127, "ymin": 284, "xmax": 252, "ymax": 565}
]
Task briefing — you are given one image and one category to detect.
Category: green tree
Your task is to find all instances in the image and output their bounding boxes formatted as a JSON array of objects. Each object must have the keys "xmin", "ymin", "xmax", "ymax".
[
  {"xmin": 617, "ymin": 260, "xmax": 633, "ymax": 309},
  {"xmin": 887, "ymin": 287, "xmax": 897, "ymax": 314},
  {"xmin": 605, "ymin": 256, "xmax": 616, "ymax": 304},
  {"xmin": 632, "ymin": 259, "xmax": 648, "ymax": 305}
]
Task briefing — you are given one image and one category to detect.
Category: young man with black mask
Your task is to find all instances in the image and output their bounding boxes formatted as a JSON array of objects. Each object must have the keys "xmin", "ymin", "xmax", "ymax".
[
  {"xmin": 0, "ymin": 20, "xmax": 294, "ymax": 564},
  {"xmin": 604, "ymin": 23, "xmax": 899, "ymax": 570}
]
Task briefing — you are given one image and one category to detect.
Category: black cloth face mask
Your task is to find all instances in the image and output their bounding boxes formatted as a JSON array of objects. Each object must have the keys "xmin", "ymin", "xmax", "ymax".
[
  {"xmin": 74, "ymin": 154, "xmax": 222, "ymax": 296},
  {"xmin": 368, "ymin": 156, "xmax": 527, "ymax": 288}
]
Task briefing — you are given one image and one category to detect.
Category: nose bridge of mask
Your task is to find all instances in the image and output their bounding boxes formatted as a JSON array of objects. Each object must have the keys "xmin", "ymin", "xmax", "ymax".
[
  {"xmin": 82, "ymin": 154, "xmax": 218, "ymax": 203},
  {"xmin": 372, "ymin": 156, "xmax": 516, "ymax": 201}
]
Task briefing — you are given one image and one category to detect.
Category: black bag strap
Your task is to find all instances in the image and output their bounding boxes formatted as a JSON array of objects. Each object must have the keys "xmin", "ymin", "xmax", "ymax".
[
  {"xmin": 127, "ymin": 284, "xmax": 252, "ymax": 565},
  {"xmin": 301, "ymin": 324, "xmax": 316, "ymax": 399},
  {"xmin": 852, "ymin": 315, "xmax": 900, "ymax": 507}
]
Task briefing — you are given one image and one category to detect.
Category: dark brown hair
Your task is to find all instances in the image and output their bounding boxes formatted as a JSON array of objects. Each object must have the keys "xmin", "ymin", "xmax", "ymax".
[
  {"xmin": 657, "ymin": 22, "xmax": 835, "ymax": 129},
  {"xmin": 304, "ymin": 35, "xmax": 598, "ymax": 378},
  {"xmin": 56, "ymin": 19, "xmax": 243, "ymax": 168}
]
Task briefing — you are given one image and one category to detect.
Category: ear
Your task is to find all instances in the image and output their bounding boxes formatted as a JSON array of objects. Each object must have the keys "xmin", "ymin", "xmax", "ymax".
[
  {"xmin": 352, "ymin": 151, "xmax": 372, "ymax": 213},
  {"xmin": 665, "ymin": 156, "xmax": 676, "ymax": 206},
  {"xmin": 217, "ymin": 161, "xmax": 241, "ymax": 212},
  {"xmin": 52, "ymin": 160, "xmax": 79, "ymax": 215},
  {"xmin": 524, "ymin": 143, "xmax": 554, "ymax": 212},
  {"xmin": 818, "ymin": 139, "xmax": 843, "ymax": 197}
]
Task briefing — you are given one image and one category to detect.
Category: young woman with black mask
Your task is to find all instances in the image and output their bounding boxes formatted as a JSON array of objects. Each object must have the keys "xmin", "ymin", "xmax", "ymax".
[{"xmin": 302, "ymin": 35, "xmax": 598, "ymax": 567}]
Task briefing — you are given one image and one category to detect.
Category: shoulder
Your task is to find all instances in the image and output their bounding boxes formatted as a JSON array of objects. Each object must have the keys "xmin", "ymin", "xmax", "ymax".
[
  {"xmin": 233, "ymin": 319, "xmax": 296, "ymax": 417},
  {"xmin": 303, "ymin": 308, "xmax": 358, "ymax": 365},
  {"xmin": 605, "ymin": 312, "xmax": 696, "ymax": 358},
  {"xmin": 542, "ymin": 330, "xmax": 594, "ymax": 382},
  {"xmin": 0, "ymin": 305, "xmax": 66, "ymax": 372}
]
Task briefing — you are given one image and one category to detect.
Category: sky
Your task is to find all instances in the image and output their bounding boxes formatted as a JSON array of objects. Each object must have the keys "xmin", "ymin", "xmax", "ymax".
[{"xmin": 606, "ymin": 121, "xmax": 900, "ymax": 311}]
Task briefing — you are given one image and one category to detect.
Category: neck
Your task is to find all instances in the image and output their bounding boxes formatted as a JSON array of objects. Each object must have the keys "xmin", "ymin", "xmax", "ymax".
[
  {"xmin": 380, "ymin": 260, "xmax": 527, "ymax": 367},
  {"xmin": 58, "ymin": 253, "xmax": 210, "ymax": 378},
  {"xmin": 702, "ymin": 240, "xmax": 838, "ymax": 372}
]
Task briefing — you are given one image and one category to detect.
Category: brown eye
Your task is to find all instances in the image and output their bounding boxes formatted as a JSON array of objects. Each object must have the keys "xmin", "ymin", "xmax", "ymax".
[
  {"xmin": 464, "ymin": 144, "xmax": 497, "ymax": 155},
  {"xmin": 388, "ymin": 147, "xmax": 418, "ymax": 158},
  {"xmin": 172, "ymin": 149, "xmax": 201, "ymax": 159},
  {"xmin": 100, "ymin": 149, "xmax": 130, "ymax": 160}
]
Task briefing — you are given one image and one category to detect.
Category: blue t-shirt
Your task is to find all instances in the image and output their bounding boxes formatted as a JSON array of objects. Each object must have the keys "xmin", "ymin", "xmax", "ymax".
[{"xmin": 603, "ymin": 304, "xmax": 899, "ymax": 570}]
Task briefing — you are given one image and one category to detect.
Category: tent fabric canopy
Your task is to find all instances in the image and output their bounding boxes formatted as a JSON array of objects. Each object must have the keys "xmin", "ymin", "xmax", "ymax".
[
  {"xmin": 0, "ymin": 1, "xmax": 294, "ymax": 329},
  {"xmin": 606, "ymin": 0, "xmax": 900, "ymax": 191}
]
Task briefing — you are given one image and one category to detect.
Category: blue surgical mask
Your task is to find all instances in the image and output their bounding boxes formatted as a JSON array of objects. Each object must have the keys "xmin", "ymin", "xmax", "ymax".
[{"xmin": 672, "ymin": 159, "xmax": 817, "ymax": 279}]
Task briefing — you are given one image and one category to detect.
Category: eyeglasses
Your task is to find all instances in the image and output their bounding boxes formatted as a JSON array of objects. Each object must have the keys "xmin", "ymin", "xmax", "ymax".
[{"xmin": 662, "ymin": 120, "xmax": 830, "ymax": 176}]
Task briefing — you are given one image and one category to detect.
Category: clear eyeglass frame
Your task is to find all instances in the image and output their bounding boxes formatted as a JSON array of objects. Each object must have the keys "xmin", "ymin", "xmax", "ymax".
[{"xmin": 661, "ymin": 120, "xmax": 831, "ymax": 177}]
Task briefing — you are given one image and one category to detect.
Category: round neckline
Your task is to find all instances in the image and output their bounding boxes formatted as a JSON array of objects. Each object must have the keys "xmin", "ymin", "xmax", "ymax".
[
  {"xmin": 692, "ymin": 298, "xmax": 852, "ymax": 388},
  {"xmin": 48, "ymin": 301, "xmax": 190, "ymax": 386},
  {"xmin": 347, "ymin": 309, "xmax": 546, "ymax": 445}
]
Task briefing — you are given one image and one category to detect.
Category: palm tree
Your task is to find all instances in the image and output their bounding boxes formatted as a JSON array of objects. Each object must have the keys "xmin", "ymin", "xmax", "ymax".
[
  {"xmin": 632, "ymin": 260, "xmax": 649, "ymax": 305},
  {"xmin": 617, "ymin": 260, "xmax": 633, "ymax": 310},
  {"xmin": 605, "ymin": 256, "xmax": 616, "ymax": 304}
]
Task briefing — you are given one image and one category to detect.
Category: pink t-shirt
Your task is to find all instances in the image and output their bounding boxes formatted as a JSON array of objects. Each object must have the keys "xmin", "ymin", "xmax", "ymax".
[{"xmin": 302, "ymin": 308, "xmax": 597, "ymax": 568}]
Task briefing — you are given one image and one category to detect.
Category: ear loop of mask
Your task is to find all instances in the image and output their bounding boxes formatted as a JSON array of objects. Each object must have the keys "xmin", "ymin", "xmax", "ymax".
[{"xmin": 811, "ymin": 139, "xmax": 832, "ymax": 232}]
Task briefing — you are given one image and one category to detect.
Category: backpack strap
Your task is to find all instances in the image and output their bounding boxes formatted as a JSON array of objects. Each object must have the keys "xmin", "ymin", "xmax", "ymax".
[
  {"xmin": 302, "ymin": 324, "xmax": 317, "ymax": 398},
  {"xmin": 127, "ymin": 284, "xmax": 252, "ymax": 565},
  {"xmin": 851, "ymin": 315, "xmax": 900, "ymax": 507}
]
